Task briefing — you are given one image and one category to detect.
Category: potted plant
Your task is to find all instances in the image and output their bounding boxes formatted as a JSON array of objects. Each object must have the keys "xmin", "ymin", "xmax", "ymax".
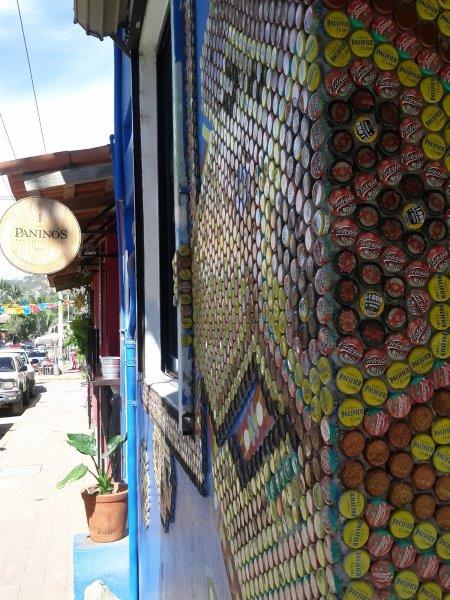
[{"xmin": 57, "ymin": 431, "xmax": 128, "ymax": 543}]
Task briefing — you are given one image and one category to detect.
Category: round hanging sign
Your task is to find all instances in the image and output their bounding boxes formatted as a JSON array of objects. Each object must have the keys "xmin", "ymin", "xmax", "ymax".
[{"xmin": 0, "ymin": 196, "xmax": 81, "ymax": 274}]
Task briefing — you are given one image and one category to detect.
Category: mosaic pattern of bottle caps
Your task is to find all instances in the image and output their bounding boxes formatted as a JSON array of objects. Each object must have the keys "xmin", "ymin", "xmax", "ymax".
[{"xmin": 190, "ymin": 0, "xmax": 450, "ymax": 598}]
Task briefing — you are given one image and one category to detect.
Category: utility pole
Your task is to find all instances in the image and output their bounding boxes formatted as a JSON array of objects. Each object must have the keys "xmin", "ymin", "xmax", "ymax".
[{"xmin": 57, "ymin": 291, "xmax": 63, "ymax": 373}]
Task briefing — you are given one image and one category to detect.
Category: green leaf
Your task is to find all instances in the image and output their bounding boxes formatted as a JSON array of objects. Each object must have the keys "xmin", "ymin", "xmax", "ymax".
[
  {"xmin": 56, "ymin": 464, "xmax": 88, "ymax": 489},
  {"xmin": 97, "ymin": 470, "xmax": 113, "ymax": 494},
  {"xmin": 102, "ymin": 434, "xmax": 127, "ymax": 459},
  {"xmin": 67, "ymin": 433, "xmax": 96, "ymax": 456}
]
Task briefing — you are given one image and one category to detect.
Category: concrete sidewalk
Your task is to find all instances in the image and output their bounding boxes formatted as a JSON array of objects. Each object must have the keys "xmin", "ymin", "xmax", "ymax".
[{"xmin": 0, "ymin": 376, "xmax": 91, "ymax": 600}]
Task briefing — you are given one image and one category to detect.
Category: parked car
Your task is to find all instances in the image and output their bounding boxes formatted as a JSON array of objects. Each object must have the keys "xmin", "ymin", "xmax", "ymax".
[
  {"xmin": 0, "ymin": 349, "xmax": 36, "ymax": 399},
  {"xmin": 0, "ymin": 354, "xmax": 28, "ymax": 416},
  {"xmin": 28, "ymin": 350, "xmax": 48, "ymax": 368}
]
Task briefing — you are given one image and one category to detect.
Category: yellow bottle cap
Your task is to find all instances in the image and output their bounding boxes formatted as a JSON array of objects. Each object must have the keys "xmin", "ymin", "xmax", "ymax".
[
  {"xmin": 416, "ymin": 0, "xmax": 440, "ymax": 19},
  {"xmin": 343, "ymin": 519, "xmax": 370, "ymax": 549},
  {"xmin": 309, "ymin": 367, "xmax": 321, "ymax": 395},
  {"xmin": 359, "ymin": 291, "xmax": 384, "ymax": 317},
  {"xmin": 343, "ymin": 581, "xmax": 373, "ymax": 600},
  {"xmin": 438, "ymin": 10, "xmax": 450, "ymax": 35},
  {"xmin": 431, "ymin": 332, "xmax": 450, "ymax": 359},
  {"xmin": 420, "ymin": 77, "xmax": 444, "ymax": 104},
  {"xmin": 343, "ymin": 549, "xmax": 371, "ymax": 579},
  {"xmin": 374, "ymin": 43, "xmax": 399, "ymax": 70},
  {"xmin": 433, "ymin": 445, "xmax": 450, "ymax": 473},
  {"xmin": 362, "ymin": 378, "xmax": 388, "ymax": 406},
  {"xmin": 422, "ymin": 133, "xmax": 446, "ymax": 160},
  {"xmin": 412, "ymin": 521, "xmax": 438, "ymax": 550},
  {"xmin": 408, "ymin": 347, "xmax": 434, "ymax": 375},
  {"xmin": 439, "ymin": 0, "xmax": 450, "ymax": 7},
  {"xmin": 320, "ymin": 386, "xmax": 334, "ymax": 416},
  {"xmin": 443, "ymin": 93, "xmax": 450, "ymax": 116},
  {"xmin": 394, "ymin": 570, "xmax": 419, "ymax": 599},
  {"xmin": 302, "ymin": 378, "xmax": 312, "ymax": 404},
  {"xmin": 336, "ymin": 366, "xmax": 363, "ymax": 394},
  {"xmin": 411, "ymin": 433, "xmax": 436, "ymax": 461},
  {"xmin": 397, "ymin": 60, "xmax": 422, "ymax": 87},
  {"xmin": 389, "ymin": 509, "xmax": 415, "ymax": 539},
  {"xmin": 436, "ymin": 533, "xmax": 450, "ymax": 560},
  {"xmin": 353, "ymin": 115, "xmax": 379, "ymax": 144},
  {"xmin": 307, "ymin": 62, "xmax": 321, "ymax": 92},
  {"xmin": 338, "ymin": 398, "xmax": 365, "ymax": 427},
  {"xmin": 324, "ymin": 11, "xmax": 351, "ymax": 38},
  {"xmin": 349, "ymin": 30, "xmax": 374, "ymax": 57},
  {"xmin": 417, "ymin": 582, "xmax": 443, "ymax": 600},
  {"xmin": 296, "ymin": 31, "xmax": 306, "ymax": 58},
  {"xmin": 445, "ymin": 150, "xmax": 450, "ymax": 173},
  {"xmin": 298, "ymin": 58, "xmax": 307, "ymax": 85},
  {"xmin": 386, "ymin": 362, "xmax": 411, "ymax": 390},
  {"xmin": 311, "ymin": 395, "xmax": 323, "ymax": 423},
  {"xmin": 432, "ymin": 417, "xmax": 450, "ymax": 445},
  {"xmin": 324, "ymin": 40, "xmax": 352, "ymax": 67},
  {"xmin": 421, "ymin": 106, "xmax": 446, "ymax": 132},
  {"xmin": 318, "ymin": 356, "xmax": 332, "ymax": 385},
  {"xmin": 428, "ymin": 274, "xmax": 450, "ymax": 302},
  {"xmin": 305, "ymin": 34, "xmax": 319, "ymax": 63},
  {"xmin": 430, "ymin": 303, "xmax": 450, "ymax": 331},
  {"xmin": 339, "ymin": 489, "xmax": 365, "ymax": 519}
]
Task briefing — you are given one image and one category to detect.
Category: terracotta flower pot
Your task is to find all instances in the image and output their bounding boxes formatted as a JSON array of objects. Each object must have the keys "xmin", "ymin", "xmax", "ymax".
[{"xmin": 81, "ymin": 483, "xmax": 128, "ymax": 543}]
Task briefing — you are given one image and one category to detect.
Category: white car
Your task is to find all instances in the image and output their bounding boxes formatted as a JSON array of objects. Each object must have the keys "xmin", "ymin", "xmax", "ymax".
[
  {"xmin": 0, "ymin": 354, "xmax": 28, "ymax": 416},
  {"xmin": 0, "ymin": 349, "xmax": 36, "ymax": 400}
]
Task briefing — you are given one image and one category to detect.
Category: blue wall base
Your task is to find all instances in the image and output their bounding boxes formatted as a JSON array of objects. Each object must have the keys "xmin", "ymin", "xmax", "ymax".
[{"xmin": 73, "ymin": 533, "xmax": 130, "ymax": 600}]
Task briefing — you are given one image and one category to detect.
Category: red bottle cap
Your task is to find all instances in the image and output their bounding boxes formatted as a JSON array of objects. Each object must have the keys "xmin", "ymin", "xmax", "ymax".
[
  {"xmin": 325, "ymin": 70, "xmax": 354, "ymax": 98},
  {"xmin": 399, "ymin": 89, "xmax": 423, "ymax": 115},
  {"xmin": 399, "ymin": 117, "xmax": 423, "ymax": 143},
  {"xmin": 350, "ymin": 59, "xmax": 377, "ymax": 86},
  {"xmin": 406, "ymin": 288, "xmax": 431, "ymax": 317},
  {"xmin": 404, "ymin": 260, "xmax": 430, "ymax": 287},
  {"xmin": 336, "ymin": 336, "xmax": 364, "ymax": 364},
  {"xmin": 354, "ymin": 173, "xmax": 381, "ymax": 201},
  {"xmin": 380, "ymin": 245, "xmax": 407, "ymax": 273},
  {"xmin": 406, "ymin": 318, "xmax": 431, "ymax": 345},
  {"xmin": 363, "ymin": 349, "xmax": 387, "ymax": 376},
  {"xmin": 385, "ymin": 391, "xmax": 412, "ymax": 418},
  {"xmin": 400, "ymin": 144, "xmax": 425, "ymax": 171},
  {"xmin": 385, "ymin": 334, "xmax": 412, "ymax": 360},
  {"xmin": 356, "ymin": 232, "xmax": 383, "ymax": 260},
  {"xmin": 375, "ymin": 72, "xmax": 400, "ymax": 98}
]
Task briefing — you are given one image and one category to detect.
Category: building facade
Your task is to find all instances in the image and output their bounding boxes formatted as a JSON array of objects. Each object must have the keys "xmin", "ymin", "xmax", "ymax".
[{"xmin": 78, "ymin": 1, "xmax": 450, "ymax": 599}]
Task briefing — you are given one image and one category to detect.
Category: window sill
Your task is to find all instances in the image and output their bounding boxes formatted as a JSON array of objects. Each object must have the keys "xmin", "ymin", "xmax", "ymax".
[{"xmin": 144, "ymin": 369, "xmax": 178, "ymax": 411}]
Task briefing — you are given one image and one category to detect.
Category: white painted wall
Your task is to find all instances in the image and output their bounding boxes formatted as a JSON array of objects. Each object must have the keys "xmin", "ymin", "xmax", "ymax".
[{"xmin": 139, "ymin": 1, "xmax": 178, "ymax": 404}]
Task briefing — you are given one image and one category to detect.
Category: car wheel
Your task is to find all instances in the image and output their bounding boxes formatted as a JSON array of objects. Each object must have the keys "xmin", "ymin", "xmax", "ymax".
[
  {"xmin": 23, "ymin": 385, "xmax": 30, "ymax": 406},
  {"xmin": 11, "ymin": 393, "xmax": 24, "ymax": 416}
]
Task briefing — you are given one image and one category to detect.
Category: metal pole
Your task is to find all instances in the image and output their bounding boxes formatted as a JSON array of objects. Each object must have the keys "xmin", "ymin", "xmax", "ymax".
[{"xmin": 57, "ymin": 292, "xmax": 63, "ymax": 362}]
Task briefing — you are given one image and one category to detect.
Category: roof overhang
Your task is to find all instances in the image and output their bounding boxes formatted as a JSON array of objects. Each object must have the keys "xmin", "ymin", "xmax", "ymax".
[
  {"xmin": 73, "ymin": 0, "xmax": 147, "ymax": 54},
  {"xmin": 0, "ymin": 145, "xmax": 116, "ymax": 291}
]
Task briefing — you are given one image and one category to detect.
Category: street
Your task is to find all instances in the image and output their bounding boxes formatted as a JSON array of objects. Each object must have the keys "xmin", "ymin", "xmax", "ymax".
[{"xmin": 0, "ymin": 375, "xmax": 91, "ymax": 600}]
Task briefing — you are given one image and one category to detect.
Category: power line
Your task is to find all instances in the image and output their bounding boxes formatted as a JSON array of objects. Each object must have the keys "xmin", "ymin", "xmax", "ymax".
[
  {"xmin": 0, "ymin": 113, "xmax": 17, "ymax": 159},
  {"xmin": 16, "ymin": 0, "xmax": 47, "ymax": 154}
]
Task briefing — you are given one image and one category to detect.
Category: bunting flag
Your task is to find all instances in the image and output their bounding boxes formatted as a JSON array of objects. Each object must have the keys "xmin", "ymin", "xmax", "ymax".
[{"xmin": 0, "ymin": 301, "xmax": 72, "ymax": 316}]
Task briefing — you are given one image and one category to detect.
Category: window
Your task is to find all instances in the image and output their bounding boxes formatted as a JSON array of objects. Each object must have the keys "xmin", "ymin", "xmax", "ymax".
[
  {"xmin": 157, "ymin": 12, "xmax": 178, "ymax": 376},
  {"xmin": 0, "ymin": 357, "xmax": 15, "ymax": 371}
]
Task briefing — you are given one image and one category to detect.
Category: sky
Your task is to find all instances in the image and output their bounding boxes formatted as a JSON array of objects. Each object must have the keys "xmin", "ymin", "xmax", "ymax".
[{"xmin": 0, "ymin": 0, "xmax": 114, "ymax": 279}]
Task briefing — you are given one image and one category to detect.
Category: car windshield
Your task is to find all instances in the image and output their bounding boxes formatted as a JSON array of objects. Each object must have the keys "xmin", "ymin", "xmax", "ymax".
[
  {"xmin": 29, "ymin": 351, "xmax": 46, "ymax": 358},
  {"xmin": 0, "ymin": 357, "xmax": 15, "ymax": 371}
]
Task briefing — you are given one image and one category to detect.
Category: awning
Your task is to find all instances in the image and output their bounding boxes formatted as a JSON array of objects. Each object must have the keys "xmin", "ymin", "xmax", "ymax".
[
  {"xmin": 0, "ymin": 145, "xmax": 116, "ymax": 291},
  {"xmin": 73, "ymin": 0, "xmax": 147, "ymax": 54}
]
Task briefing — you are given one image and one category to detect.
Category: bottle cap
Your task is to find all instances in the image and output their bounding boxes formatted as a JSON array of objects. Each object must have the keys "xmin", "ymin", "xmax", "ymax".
[
  {"xmin": 411, "ymin": 433, "xmax": 435, "ymax": 460},
  {"xmin": 394, "ymin": 570, "xmax": 419, "ymax": 599},
  {"xmin": 386, "ymin": 362, "xmax": 411, "ymax": 389},
  {"xmin": 343, "ymin": 549, "xmax": 371, "ymax": 579},
  {"xmin": 421, "ymin": 105, "xmax": 446, "ymax": 132},
  {"xmin": 343, "ymin": 518, "xmax": 370, "ymax": 548},
  {"xmin": 324, "ymin": 11, "xmax": 351, "ymax": 38},
  {"xmin": 412, "ymin": 521, "xmax": 438, "ymax": 550},
  {"xmin": 325, "ymin": 40, "xmax": 352, "ymax": 67},
  {"xmin": 336, "ymin": 366, "xmax": 363, "ymax": 394},
  {"xmin": 339, "ymin": 489, "xmax": 365, "ymax": 519},
  {"xmin": 343, "ymin": 580, "xmax": 373, "ymax": 600},
  {"xmin": 374, "ymin": 44, "xmax": 399, "ymax": 70},
  {"xmin": 362, "ymin": 377, "xmax": 388, "ymax": 405},
  {"xmin": 349, "ymin": 30, "xmax": 375, "ymax": 57},
  {"xmin": 422, "ymin": 133, "xmax": 446, "ymax": 160},
  {"xmin": 408, "ymin": 347, "xmax": 434, "ymax": 374},
  {"xmin": 338, "ymin": 398, "xmax": 365, "ymax": 427},
  {"xmin": 397, "ymin": 60, "xmax": 421, "ymax": 87},
  {"xmin": 389, "ymin": 510, "xmax": 415, "ymax": 539}
]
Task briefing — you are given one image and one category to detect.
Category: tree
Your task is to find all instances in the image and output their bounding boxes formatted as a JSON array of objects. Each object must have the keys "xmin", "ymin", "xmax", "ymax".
[{"xmin": 5, "ymin": 315, "xmax": 39, "ymax": 343}]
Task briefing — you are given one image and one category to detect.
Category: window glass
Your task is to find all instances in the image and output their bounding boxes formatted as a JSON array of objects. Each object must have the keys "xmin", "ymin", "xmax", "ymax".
[{"xmin": 0, "ymin": 357, "xmax": 15, "ymax": 371}]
